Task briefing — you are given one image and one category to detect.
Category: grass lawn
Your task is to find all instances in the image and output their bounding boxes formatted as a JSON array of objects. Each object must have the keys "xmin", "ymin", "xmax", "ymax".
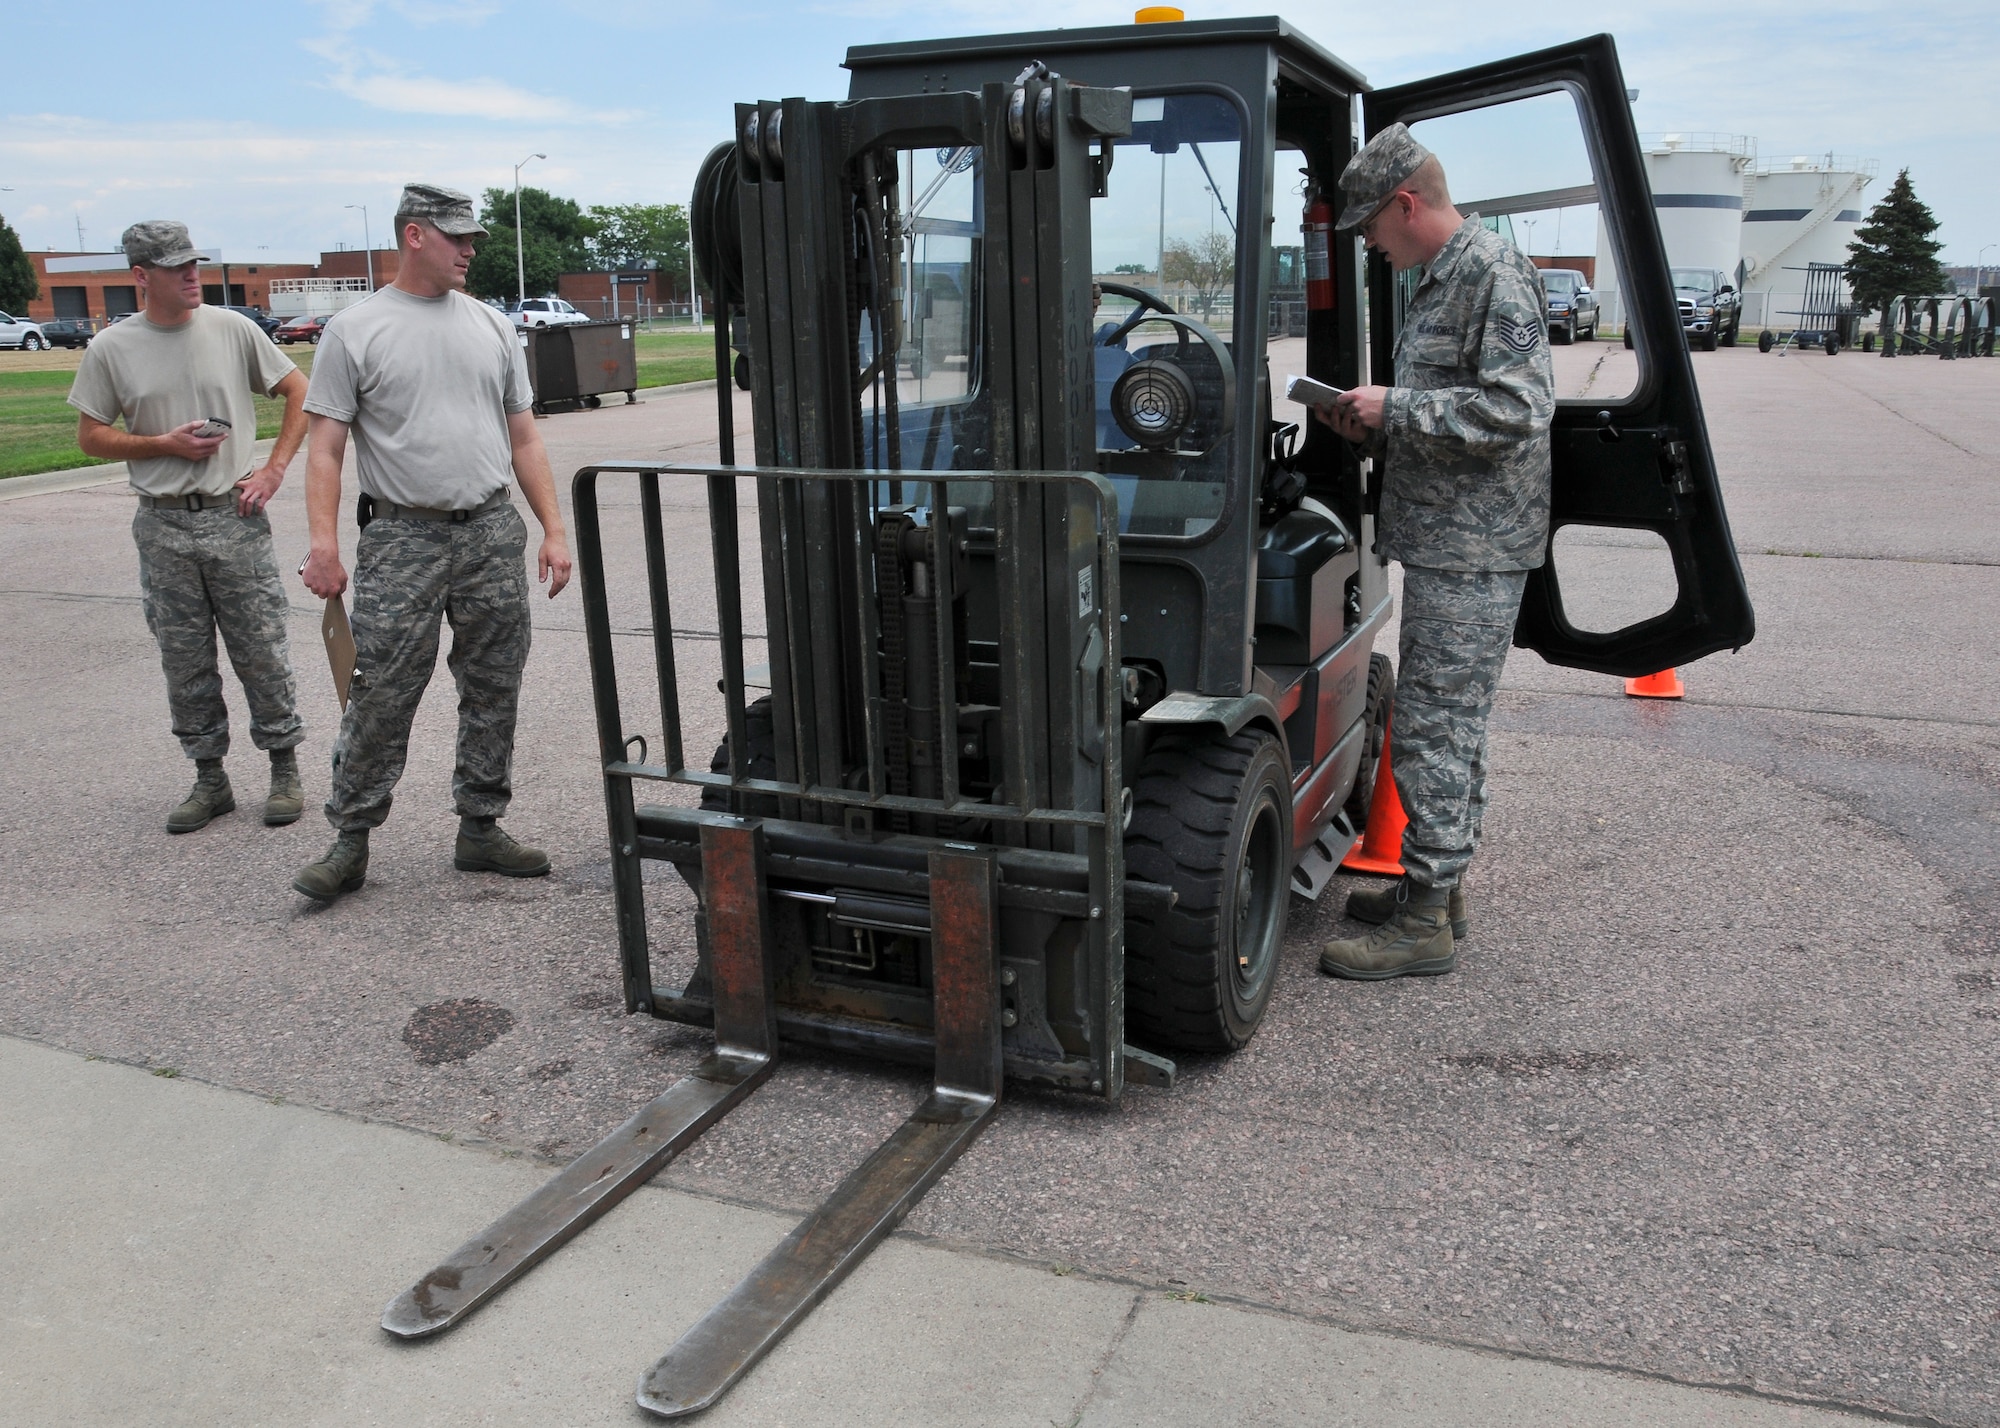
[
  {"xmin": 2, "ymin": 326, "xmax": 718, "ymax": 482},
  {"xmin": 634, "ymin": 329, "xmax": 721, "ymax": 389},
  {"xmin": 0, "ymin": 346, "xmax": 317, "ymax": 482}
]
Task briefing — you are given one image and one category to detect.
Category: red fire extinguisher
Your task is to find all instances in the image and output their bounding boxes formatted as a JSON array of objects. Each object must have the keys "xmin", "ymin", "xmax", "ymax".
[{"xmin": 1303, "ymin": 188, "xmax": 1334, "ymax": 311}]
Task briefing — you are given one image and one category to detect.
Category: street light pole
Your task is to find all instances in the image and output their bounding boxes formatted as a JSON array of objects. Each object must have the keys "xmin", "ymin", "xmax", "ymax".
[
  {"xmin": 346, "ymin": 204, "xmax": 373, "ymax": 290},
  {"xmin": 1979, "ymin": 243, "xmax": 1996, "ymax": 294},
  {"xmin": 514, "ymin": 152, "xmax": 545, "ymax": 305}
]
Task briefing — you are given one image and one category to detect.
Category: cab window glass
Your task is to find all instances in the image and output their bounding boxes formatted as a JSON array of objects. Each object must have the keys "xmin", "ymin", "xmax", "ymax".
[
  {"xmin": 899, "ymin": 144, "xmax": 979, "ymax": 408},
  {"xmin": 859, "ymin": 145, "xmax": 989, "ymax": 483},
  {"xmin": 1087, "ymin": 90, "xmax": 1244, "ymax": 539},
  {"xmin": 1406, "ymin": 92, "xmax": 1638, "ymax": 402}
]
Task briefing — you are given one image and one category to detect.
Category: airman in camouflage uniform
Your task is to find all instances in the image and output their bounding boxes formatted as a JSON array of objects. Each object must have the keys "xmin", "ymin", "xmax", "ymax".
[
  {"xmin": 1315, "ymin": 125, "xmax": 1554, "ymax": 979},
  {"xmin": 69, "ymin": 220, "xmax": 311, "ymax": 833},
  {"xmin": 292, "ymin": 183, "xmax": 572, "ymax": 904}
]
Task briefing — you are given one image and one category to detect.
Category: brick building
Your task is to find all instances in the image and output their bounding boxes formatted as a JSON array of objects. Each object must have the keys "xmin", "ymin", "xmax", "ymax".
[
  {"xmin": 1527, "ymin": 254, "xmax": 1596, "ymax": 284},
  {"xmin": 555, "ymin": 269, "xmax": 691, "ymax": 320}
]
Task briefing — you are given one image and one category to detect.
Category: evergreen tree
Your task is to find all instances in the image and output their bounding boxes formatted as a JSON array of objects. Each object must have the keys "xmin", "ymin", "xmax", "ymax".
[
  {"xmin": 464, "ymin": 186, "xmax": 597, "ymax": 302},
  {"xmin": 0, "ymin": 213, "xmax": 38, "ymax": 313},
  {"xmin": 1846, "ymin": 169, "xmax": 1946, "ymax": 315}
]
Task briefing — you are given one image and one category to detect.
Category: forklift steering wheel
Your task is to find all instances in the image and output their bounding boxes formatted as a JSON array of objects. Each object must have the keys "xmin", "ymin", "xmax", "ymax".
[{"xmin": 1098, "ymin": 279, "xmax": 1178, "ymax": 348}]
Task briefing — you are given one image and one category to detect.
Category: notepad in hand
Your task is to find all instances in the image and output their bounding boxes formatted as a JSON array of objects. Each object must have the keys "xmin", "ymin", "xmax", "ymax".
[{"xmin": 1284, "ymin": 374, "xmax": 1348, "ymax": 410}]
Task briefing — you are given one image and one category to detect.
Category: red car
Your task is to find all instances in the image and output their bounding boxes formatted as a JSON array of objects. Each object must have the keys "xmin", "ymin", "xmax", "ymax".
[{"xmin": 274, "ymin": 314, "xmax": 326, "ymax": 345}]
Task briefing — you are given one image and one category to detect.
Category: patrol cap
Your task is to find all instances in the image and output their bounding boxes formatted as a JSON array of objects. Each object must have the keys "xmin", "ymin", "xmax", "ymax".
[
  {"xmin": 395, "ymin": 183, "xmax": 489, "ymax": 238},
  {"xmin": 121, "ymin": 220, "xmax": 203, "ymax": 268},
  {"xmin": 1334, "ymin": 123, "xmax": 1436, "ymax": 231}
]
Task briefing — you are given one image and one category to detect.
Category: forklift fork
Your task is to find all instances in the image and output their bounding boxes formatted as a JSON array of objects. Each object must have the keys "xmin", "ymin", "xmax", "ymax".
[
  {"xmin": 381, "ymin": 826, "xmax": 1004, "ymax": 1421},
  {"xmin": 638, "ymin": 843, "xmax": 1002, "ymax": 1416},
  {"xmin": 380, "ymin": 820, "xmax": 781, "ymax": 1341}
]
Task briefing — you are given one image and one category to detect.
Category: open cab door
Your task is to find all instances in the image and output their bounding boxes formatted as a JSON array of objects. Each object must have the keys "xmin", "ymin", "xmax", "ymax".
[{"xmin": 1364, "ymin": 36, "xmax": 1754, "ymax": 677}]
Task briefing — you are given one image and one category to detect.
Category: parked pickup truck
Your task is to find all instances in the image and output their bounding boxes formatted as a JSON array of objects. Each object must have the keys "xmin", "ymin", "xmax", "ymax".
[{"xmin": 1671, "ymin": 268, "xmax": 1741, "ymax": 350}]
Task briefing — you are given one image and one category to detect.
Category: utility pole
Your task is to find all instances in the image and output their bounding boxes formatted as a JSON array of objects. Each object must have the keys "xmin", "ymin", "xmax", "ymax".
[
  {"xmin": 690, "ymin": 243, "xmax": 702, "ymax": 332},
  {"xmin": 346, "ymin": 205, "xmax": 373, "ymax": 289},
  {"xmin": 75, "ymin": 212, "xmax": 86, "ymax": 250},
  {"xmin": 514, "ymin": 152, "xmax": 545, "ymax": 305}
]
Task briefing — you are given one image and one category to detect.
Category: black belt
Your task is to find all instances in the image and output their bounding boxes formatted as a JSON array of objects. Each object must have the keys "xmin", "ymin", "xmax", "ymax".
[
  {"xmin": 140, "ymin": 491, "xmax": 241, "ymax": 512},
  {"xmin": 369, "ymin": 488, "xmax": 511, "ymax": 523}
]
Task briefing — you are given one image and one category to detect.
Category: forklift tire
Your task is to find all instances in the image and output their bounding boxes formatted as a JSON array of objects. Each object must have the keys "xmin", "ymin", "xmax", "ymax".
[
  {"xmin": 702, "ymin": 695, "xmax": 781, "ymax": 818},
  {"xmin": 1824, "ymin": 334, "xmax": 1839, "ymax": 356},
  {"xmin": 1344, "ymin": 653, "xmax": 1395, "ymax": 828},
  {"xmin": 1758, "ymin": 330, "xmax": 1776, "ymax": 353},
  {"xmin": 1124, "ymin": 729, "xmax": 1292, "ymax": 1052}
]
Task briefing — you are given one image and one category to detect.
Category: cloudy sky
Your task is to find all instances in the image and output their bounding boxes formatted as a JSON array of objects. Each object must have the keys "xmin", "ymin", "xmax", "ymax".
[{"xmin": 3, "ymin": 0, "xmax": 1991, "ymax": 268}]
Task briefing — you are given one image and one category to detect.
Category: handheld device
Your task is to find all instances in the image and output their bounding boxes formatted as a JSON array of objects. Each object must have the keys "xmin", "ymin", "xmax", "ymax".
[
  {"xmin": 1283, "ymin": 374, "xmax": 1347, "ymax": 411},
  {"xmin": 191, "ymin": 417, "xmax": 233, "ymax": 440}
]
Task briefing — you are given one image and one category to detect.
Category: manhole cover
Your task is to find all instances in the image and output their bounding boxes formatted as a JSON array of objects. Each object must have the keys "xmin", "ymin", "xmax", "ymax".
[{"xmin": 403, "ymin": 999, "xmax": 517, "ymax": 1065}]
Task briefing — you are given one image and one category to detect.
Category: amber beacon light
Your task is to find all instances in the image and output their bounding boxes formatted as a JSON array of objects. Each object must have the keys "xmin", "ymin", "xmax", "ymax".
[{"xmin": 1135, "ymin": 6, "xmax": 1186, "ymax": 21}]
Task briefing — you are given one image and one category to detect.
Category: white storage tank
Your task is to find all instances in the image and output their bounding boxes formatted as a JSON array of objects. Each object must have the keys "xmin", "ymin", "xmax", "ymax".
[
  {"xmin": 1739, "ymin": 155, "xmax": 1876, "ymax": 328},
  {"xmin": 1594, "ymin": 133, "xmax": 1752, "ymax": 331}
]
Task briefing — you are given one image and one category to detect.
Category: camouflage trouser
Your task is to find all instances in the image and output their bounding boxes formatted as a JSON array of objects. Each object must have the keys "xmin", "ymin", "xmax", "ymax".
[
  {"xmin": 325, "ymin": 504, "xmax": 530, "ymax": 832},
  {"xmin": 132, "ymin": 504, "xmax": 303, "ymax": 762},
  {"xmin": 1392, "ymin": 565, "xmax": 1530, "ymax": 888}
]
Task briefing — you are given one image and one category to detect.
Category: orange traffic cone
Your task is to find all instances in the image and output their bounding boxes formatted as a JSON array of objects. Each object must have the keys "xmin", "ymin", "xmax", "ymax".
[
  {"xmin": 1341, "ymin": 713, "xmax": 1407, "ymax": 876},
  {"xmin": 1623, "ymin": 667, "xmax": 1686, "ymax": 700}
]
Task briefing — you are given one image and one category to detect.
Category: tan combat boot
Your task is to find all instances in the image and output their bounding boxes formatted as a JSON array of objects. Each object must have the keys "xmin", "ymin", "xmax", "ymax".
[
  {"xmin": 1346, "ymin": 877, "xmax": 1469, "ymax": 939},
  {"xmin": 293, "ymin": 831, "xmax": 369, "ymax": 903},
  {"xmin": 264, "ymin": 749, "xmax": 305, "ymax": 827},
  {"xmin": 454, "ymin": 818, "xmax": 551, "ymax": 878},
  {"xmin": 1320, "ymin": 881, "xmax": 1456, "ymax": 980},
  {"xmin": 167, "ymin": 760, "xmax": 235, "ymax": 834}
]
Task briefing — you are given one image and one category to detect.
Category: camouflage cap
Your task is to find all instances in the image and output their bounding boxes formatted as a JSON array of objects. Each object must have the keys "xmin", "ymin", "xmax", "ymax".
[
  {"xmin": 1334, "ymin": 123, "xmax": 1436, "ymax": 231},
  {"xmin": 396, "ymin": 183, "xmax": 489, "ymax": 238},
  {"xmin": 121, "ymin": 220, "xmax": 203, "ymax": 268}
]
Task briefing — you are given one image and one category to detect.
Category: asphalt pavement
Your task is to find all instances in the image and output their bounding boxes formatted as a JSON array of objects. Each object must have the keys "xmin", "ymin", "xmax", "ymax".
[{"xmin": 3, "ymin": 347, "xmax": 1998, "ymax": 1425}]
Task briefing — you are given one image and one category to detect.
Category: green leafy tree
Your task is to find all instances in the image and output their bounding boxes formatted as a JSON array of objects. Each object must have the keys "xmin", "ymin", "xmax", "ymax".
[
  {"xmin": 1112, "ymin": 262, "xmax": 1150, "ymax": 275},
  {"xmin": 464, "ymin": 186, "xmax": 597, "ymax": 302},
  {"xmin": 588, "ymin": 203, "xmax": 689, "ymax": 286},
  {"xmin": 1846, "ymin": 169, "xmax": 1947, "ymax": 315},
  {"xmin": 0, "ymin": 213, "xmax": 38, "ymax": 313},
  {"xmin": 1161, "ymin": 232, "xmax": 1234, "ymax": 320}
]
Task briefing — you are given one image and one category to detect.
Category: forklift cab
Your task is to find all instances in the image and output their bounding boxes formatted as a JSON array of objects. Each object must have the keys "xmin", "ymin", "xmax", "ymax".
[{"xmin": 389, "ymin": 16, "xmax": 1754, "ymax": 1423}]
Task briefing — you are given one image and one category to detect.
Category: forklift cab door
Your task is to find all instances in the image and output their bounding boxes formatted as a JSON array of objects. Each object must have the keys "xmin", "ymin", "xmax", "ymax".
[{"xmin": 1364, "ymin": 36, "xmax": 1754, "ymax": 676}]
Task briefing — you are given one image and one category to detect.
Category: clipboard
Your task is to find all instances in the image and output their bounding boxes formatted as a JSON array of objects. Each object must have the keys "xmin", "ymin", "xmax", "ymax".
[
  {"xmin": 1284, "ymin": 373, "xmax": 1348, "ymax": 411},
  {"xmin": 321, "ymin": 596, "xmax": 356, "ymax": 710}
]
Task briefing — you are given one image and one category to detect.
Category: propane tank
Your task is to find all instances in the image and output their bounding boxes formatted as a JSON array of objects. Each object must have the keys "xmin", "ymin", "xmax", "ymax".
[{"xmin": 1303, "ymin": 188, "xmax": 1335, "ymax": 311}]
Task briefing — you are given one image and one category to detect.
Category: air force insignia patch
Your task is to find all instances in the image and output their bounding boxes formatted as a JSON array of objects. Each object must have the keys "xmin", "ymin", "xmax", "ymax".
[{"xmin": 1494, "ymin": 315, "xmax": 1542, "ymax": 354}]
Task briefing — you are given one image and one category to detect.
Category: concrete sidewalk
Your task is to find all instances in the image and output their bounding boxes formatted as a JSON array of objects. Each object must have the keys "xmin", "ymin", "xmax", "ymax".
[{"xmin": 1, "ymin": 1034, "xmax": 1870, "ymax": 1428}]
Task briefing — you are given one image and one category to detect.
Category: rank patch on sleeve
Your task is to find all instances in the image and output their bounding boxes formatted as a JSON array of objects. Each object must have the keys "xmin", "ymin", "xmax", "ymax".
[{"xmin": 1495, "ymin": 316, "xmax": 1542, "ymax": 354}]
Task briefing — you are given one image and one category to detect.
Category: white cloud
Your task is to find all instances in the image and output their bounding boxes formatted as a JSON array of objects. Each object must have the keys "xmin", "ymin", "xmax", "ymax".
[
  {"xmin": 301, "ymin": 33, "xmax": 642, "ymax": 124},
  {"xmin": 0, "ymin": 114, "xmax": 716, "ymax": 255}
]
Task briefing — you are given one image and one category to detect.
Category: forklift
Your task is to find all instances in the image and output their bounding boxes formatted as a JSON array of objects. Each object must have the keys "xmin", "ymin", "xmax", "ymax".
[{"xmin": 381, "ymin": 13, "xmax": 1753, "ymax": 1417}]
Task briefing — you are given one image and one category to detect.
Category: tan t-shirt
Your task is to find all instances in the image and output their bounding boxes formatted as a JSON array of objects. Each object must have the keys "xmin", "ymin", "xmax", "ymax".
[
  {"xmin": 67, "ymin": 306, "xmax": 298, "ymax": 499},
  {"xmin": 302, "ymin": 286, "xmax": 534, "ymax": 511}
]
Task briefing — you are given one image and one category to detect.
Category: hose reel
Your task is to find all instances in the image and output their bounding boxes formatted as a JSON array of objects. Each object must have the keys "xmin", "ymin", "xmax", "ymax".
[{"xmin": 690, "ymin": 139, "xmax": 744, "ymax": 308}]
